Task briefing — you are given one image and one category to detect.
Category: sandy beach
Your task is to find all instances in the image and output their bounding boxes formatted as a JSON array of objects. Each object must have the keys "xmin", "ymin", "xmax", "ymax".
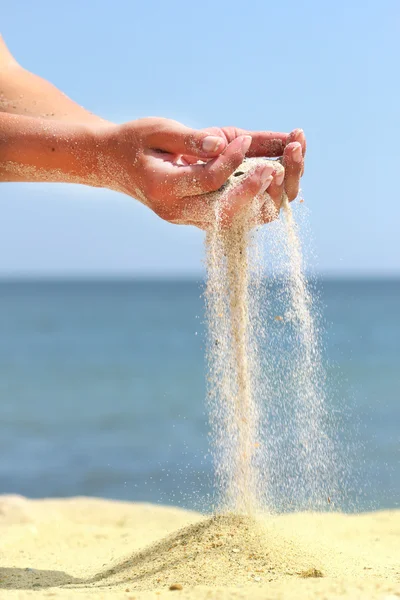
[{"xmin": 0, "ymin": 496, "xmax": 398, "ymax": 599}]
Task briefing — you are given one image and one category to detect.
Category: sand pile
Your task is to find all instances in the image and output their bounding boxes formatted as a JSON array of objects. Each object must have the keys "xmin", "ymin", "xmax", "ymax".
[
  {"xmin": 92, "ymin": 512, "xmax": 323, "ymax": 590},
  {"xmin": 0, "ymin": 497, "xmax": 399, "ymax": 599}
]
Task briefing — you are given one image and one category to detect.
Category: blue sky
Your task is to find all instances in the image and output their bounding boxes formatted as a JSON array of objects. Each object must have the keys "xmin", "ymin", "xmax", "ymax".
[{"xmin": 2, "ymin": 0, "xmax": 399, "ymax": 277}]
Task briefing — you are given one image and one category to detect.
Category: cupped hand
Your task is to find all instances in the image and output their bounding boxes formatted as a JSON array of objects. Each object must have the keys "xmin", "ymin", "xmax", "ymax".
[{"xmin": 99, "ymin": 117, "xmax": 305, "ymax": 228}]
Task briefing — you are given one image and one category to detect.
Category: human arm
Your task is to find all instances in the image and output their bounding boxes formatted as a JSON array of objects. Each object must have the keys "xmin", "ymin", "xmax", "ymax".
[
  {"xmin": 0, "ymin": 35, "xmax": 107, "ymax": 126},
  {"xmin": 0, "ymin": 112, "xmax": 103, "ymax": 184},
  {"xmin": 0, "ymin": 34, "xmax": 112, "ymax": 186},
  {"xmin": 0, "ymin": 112, "xmax": 272, "ymax": 227},
  {"xmin": 0, "ymin": 35, "xmax": 305, "ymax": 227}
]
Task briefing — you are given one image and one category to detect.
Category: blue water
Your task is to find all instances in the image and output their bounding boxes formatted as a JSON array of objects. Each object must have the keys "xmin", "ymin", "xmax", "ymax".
[{"xmin": 0, "ymin": 279, "xmax": 398, "ymax": 512}]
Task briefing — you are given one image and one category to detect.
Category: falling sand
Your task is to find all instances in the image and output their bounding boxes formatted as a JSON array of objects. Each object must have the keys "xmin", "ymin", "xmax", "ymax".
[
  {"xmin": 205, "ymin": 211, "xmax": 261, "ymax": 513},
  {"xmin": 204, "ymin": 158, "xmax": 279, "ymax": 513},
  {"xmin": 1, "ymin": 161, "xmax": 398, "ymax": 599},
  {"xmin": 204, "ymin": 158, "xmax": 338, "ymax": 513}
]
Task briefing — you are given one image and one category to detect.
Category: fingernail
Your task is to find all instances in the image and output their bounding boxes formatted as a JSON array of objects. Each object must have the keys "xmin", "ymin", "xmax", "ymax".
[
  {"xmin": 260, "ymin": 175, "xmax": 273, "ymax": 194},
  {"xmin": 202, "ymin": 136, "xmax": 224, "ymax": 153},
  {"xmin": 292, "ymin": 143, "xmax": 302, "ymax": 163},
  {"xmin": 275, "ymin": 170, "xmax": 285, "ymax": 186},
  {"xmin": 241, "ymin": 135, "xmax": 252, "ymax": 154}
]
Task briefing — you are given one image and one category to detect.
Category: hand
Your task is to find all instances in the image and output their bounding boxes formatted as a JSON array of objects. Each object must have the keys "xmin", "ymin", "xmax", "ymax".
[
  {"xmin": 187, "ymin": 125, "xmax": 306, "ymax": 225},
  {"xmin": 98, "ymin": 118, "xmax": 305, "ymax": 228}
]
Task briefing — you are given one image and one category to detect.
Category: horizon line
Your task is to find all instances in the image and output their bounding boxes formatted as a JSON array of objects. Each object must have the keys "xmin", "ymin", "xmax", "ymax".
[{"xmin": 0, "ymin": 273, "xmax": 399, "ymax": 282}]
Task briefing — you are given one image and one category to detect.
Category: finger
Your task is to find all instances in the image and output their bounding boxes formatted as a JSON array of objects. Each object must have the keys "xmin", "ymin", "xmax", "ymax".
[
  {"xmin": 220, "ymin": 126, "xmax": 289, "ymax": 157},
  {"xmin": 267, "ymin": 167, "xmax": 285, "ymax": 211},
  {"xmin": 287, "ymin": 128, "xmax": 306, "ymax": 176},
  {"xmin": 283, "ymin": 142, "xmax": 303, "ymax": 201},
  {"xmin": 172, "ymin": 163, "xmax": 273, "ymax": 228},
  {"xmin": 198, "ymin": 135, "xmax": 254, "ymax": 192},
  {"xmin": 287, "ymin": 128, "xmax": 307, "ymax": 156},
  {"xmin": 156, "ymin": 135, "xmax": 253, "ymax": 196},
  {"xmin": 147, "ymin": 122, "xmax": 227, "ymax": 159},
  {"xmin": 216, "ymin": 164, "xmax": 274, "ymax": 227}
]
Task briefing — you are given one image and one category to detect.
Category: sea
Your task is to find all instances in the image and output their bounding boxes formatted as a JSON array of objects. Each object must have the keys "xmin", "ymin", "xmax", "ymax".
[{"xmin": 0, "ymin": 279, "xmax": 398, "ymax": 512}]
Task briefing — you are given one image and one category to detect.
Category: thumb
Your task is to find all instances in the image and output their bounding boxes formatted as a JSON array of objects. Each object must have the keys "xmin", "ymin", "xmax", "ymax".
[{"xmin": 147, "ymin": 123, "xmax": 227, "ymax": 158}]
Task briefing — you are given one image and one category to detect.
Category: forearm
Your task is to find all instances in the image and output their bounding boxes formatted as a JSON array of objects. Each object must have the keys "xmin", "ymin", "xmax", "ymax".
[
  {"xmin": 0, "ymin": 35, "xmax": 109, "ymax": 126},
  {"xmin": 0, "ymin": 112, "xmax": 103, "ymax": 185}
]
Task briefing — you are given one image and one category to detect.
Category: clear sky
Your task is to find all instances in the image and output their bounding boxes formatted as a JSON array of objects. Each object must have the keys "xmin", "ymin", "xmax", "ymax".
[{"xmin": 2, "ymin": 0, "xmax": 399, "ymax": 277}]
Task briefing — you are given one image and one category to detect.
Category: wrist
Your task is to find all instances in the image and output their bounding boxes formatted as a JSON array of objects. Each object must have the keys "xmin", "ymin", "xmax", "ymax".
[{"xmin": 93, "ymin": 122, "xmax": 140, "ymax": 194}]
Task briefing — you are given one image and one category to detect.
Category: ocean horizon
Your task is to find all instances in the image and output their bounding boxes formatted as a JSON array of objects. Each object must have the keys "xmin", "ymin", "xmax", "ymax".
[{"xmin": 0, "ymin": 277, "xmax": 398, "ymax": 512}]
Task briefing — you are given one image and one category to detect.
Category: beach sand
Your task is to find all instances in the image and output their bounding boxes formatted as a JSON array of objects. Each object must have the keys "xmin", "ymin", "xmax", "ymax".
[{"xmin": 0, "ymin": 495, "xmax": 398, "ymax": 599}]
